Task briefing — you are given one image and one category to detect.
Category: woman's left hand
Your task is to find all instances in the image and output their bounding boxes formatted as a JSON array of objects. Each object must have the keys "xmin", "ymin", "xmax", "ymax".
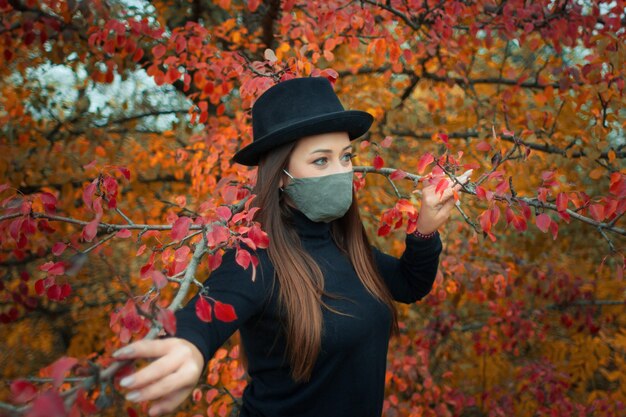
[{"xmin": 414, "ymin": 169, "xmax": 473, "ymax": 235}]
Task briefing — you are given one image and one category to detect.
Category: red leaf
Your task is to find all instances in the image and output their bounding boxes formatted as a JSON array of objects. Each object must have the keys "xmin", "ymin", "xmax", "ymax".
[
  {"xmin": 214, "ymin": 301, "xmax": 237, "ymax": 322},
  {"xmin": 373, "ymin": 155, "xmax": 384, "ymax": 170},
  {"xmin": 248, "ymin": 0, "xmax": 261, "ymax": 11},
  {"xmin": 47, "ymin": 284, "xmax": 61, "ymax": 301},
  {"xmin": 549, "ymin": 220, "xmax": 559, "ymax": 240},
  {"xmin": 512, "ymin": 215, "xmax": 527, "ymax": 232},
  {"xmin": 46, "ymin": 261, "xmax": 65, "ymax": 276},
  {"xmin": 490, "ymin": 206, "xmax": 501, "ymax": 226},
  {"xmin": 92, "ymin": 196, "xmax": 104, "ymax": 216},
  {"xmin": 476, "ymin": 141, "xmax": 492, "ymax": 152},
  {"xmin": 82, "ymin": 219, "xmax": 99, "ymax": 242},
  {"xmin": 231, "ymin": 212, "xmax": 246, "ymax": 223},
  {"xmin": 49, "ymin": 357, "xmax": 78, "ymax": 388},
  {"xmin": 133, "ymin": 47, "xmax": 144, "ymax": 62},
  {"xmin": 152, "ymin": 44, "xmax": 166, "ymax": 59},
  {"xmin": 589, "ymin": 203, "xmax": 605, "ymax": 221},
  {"xmin": 52, "ymin": 242, "xmax": 67, "ymax": 256},
  {"xmin": 116, "ymin": 228, "xmax": 132, "ymax": 238},
  {"xmin": 417, "ymin": 153, "xmax": 434, "ymax": 174},
  {"xmin": 207, "ymin": 251, "xmax": 223, "ymax": 271},
  {"xmin": 235, "ymin": 248, "xmax": 254, "ymax": 269},
  {"xmin": 248, "ymin": 225, "xmax": 269, "ymax": 249},
  {"xmin": 377, "ymin": 223, "xmax": 391, "ymax": 237},
  {"xmin": 39, "ymin": 191, "xmax": 57, "ymax": 213},
  {"xmin": 396, "ymin": 199, "xmax": 416, "ymax": 215},
  {"xmin": 35, "ymin": 279, "xmax": 45, "ymax": 295},
  {"xmin": 157, "ymin": 308, "xmax": 176, "ymax": 335},
  {"xmin": 175, "ymin": 246, "xmax": 190, "ymax": 262},
  {"xmin": 82, "ymin": 182, "xmax": 96, "ymax": 210},
  {"xmin": 118, "ymin": 166, "xmax": 131, "ymax": 180},
  {"xmin": 207, "ymin": 224, "xmax": 230, "ymax": 246},
  {"xmin": 196, "ymin": 296, "xmax": 212, "ymax": 322},
  {"xmin": 380, "ymin": 136, "xmax": 393, "ymax": 148},
  {"xmin": 60, "ymin": 283, "xmax": 71, "ymax": 299},
  {"xmin": 151, "ymin": 270, "xmax": 167, "ymax": 289},
  {"xmin": 103, "ymin": 176, "xmax": 118, "ymax": 197},
  {"xmin": 25, "ymin": 391, "xmax": 65, "ymax": 417},
  {"xmin": 475, "ymin": 186, "xmax": 493, "ymax": 201},
  {"xmin": 136, "ymin": 244, "xmax": 146, "ymax": 257},
  {"xmin": 9, "ymin": 218, "xmax": 23, "ymax": 241},
  {"xmin": 535, "ymin": 213, "xmax": 551, "ymax": 233},
  {"xmin": 171, "ymin": 216, "xmax": 191, "ymax": 241},
  {"xmin": 216, "ymin": 206, "xmax": 232, "ymax": 221},
  {"xmin": 221, "ymin": 185, "xmax": 239, "ymax": 204},
  {"xmin": 479, "ymin": 209, "xmax": 491, "ymax": 232},
  {"xmin": 205, "ymin": 388, "xmax": 219, "ymax": 403},
  {"xmin": 389, "ymin": 169, "xmax": 407, "ymax": 181},
  {"xmin": 140, "ymin": 261, "xmax": 153, "ymax": 277},
  {"xmin": 556, "ymin": 192, "xmax": 568, "ymax": 212},
  {"xmin": 246, "ymin": 207, "xmax": 261, "ymax": 222},
  {"xmin": 39, "ymin": 261, "xmax": 56, "ymax": 273},
  {"xmin": 10, "ymin": 379, "xmax": 37, "ymax": 403}
]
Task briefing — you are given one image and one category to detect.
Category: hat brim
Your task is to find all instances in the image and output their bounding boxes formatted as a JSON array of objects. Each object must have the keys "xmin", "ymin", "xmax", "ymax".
[{"xmin": 232, "ymin": 110, "xmax": 373, "ymax": 166}]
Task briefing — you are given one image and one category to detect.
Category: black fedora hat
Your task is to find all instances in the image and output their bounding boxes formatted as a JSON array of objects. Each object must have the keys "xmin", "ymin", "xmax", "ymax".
[{"xmin": 232, "ymin": 77, "xmax": 374, "ymax": 166}]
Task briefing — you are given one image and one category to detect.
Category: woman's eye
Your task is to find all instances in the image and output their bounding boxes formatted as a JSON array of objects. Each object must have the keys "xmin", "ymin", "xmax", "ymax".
[
  {"xmin": 313, "ymin": 157, "xmax": 327, "ymax": 166},
  {"xmin": 342, "ymin": 152, "xmax": 355, "ymax": 161}
]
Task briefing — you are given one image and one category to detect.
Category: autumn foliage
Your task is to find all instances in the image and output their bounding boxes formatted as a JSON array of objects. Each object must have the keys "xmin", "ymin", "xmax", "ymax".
[{"xmin": 1, "ymin": 0, "xmax": 626, "ymax": 416}]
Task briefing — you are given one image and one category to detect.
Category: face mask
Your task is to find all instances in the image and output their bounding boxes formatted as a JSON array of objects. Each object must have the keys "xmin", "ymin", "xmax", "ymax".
[{"xmin": 282, "ymin": 169, "xmax": 354, "ymax": 223}]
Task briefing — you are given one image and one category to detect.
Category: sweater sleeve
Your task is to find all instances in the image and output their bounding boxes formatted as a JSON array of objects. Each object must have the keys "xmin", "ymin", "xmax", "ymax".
[
  {"xmin": 371, "ymin": 232, "xmax": 443, "ymax": 304},
  {"xmin": 174, "ymin": 247, "xmax": 270, "ymax": 367}
]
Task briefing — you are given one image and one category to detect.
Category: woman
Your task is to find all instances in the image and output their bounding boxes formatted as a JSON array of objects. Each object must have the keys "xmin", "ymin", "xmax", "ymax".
[{"xmin": 113, "ymin": 77, "xmax": 470, "ymax": 416}]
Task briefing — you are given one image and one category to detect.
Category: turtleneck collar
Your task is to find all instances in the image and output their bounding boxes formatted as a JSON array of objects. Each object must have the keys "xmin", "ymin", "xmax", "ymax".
[{"xmin": 287, "ymin": 206, "xmax": 332, "ymax": 240}]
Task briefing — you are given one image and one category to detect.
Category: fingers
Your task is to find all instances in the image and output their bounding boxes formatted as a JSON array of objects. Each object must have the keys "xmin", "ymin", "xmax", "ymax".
[
  {"xmin": 120, "ymin": 350, "xmax": 184, "ymax": 390},
  {"xmin": 148, "ymin": 386, "xmax": 195, "ymax": 417},
  {"xmin": 436, "ymin": 169, "xmax": 473, "ymax": 202},
  {"xmin": 113, "ymin": 338, "xmax": 177, "ymax": 360},
  {"xmin": 127, "ymin": 369, "xmax": 193, "ymax": 403}
]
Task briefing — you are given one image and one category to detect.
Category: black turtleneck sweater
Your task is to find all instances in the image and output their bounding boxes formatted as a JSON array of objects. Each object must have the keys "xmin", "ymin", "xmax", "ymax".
[{"xmin": 175, "ymin": 208, "xmax": 443, "ymax": 417}]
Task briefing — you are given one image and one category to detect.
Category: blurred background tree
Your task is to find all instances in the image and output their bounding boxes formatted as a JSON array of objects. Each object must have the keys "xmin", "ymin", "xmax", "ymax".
[{"xmin": 1, "ymin": 0, "xmax": 625, "ymax": 416}]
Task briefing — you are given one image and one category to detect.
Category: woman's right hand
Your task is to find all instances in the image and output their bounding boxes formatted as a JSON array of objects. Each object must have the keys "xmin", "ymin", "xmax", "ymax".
[{"xmin": 112, "ymin": 337, "xmax": 204, "ymax": 416}]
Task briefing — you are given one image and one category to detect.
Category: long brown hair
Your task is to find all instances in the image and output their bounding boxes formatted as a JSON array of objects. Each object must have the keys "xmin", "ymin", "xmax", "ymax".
[{"xmin": 247, "ymin": 140, "xmax": 399, "ymax": 383}]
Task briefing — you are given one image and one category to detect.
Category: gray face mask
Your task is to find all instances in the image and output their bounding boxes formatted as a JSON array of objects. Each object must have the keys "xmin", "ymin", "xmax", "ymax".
[{"xmin": 282, "ymin": 169, "xmax": 354, "ymax": 223}]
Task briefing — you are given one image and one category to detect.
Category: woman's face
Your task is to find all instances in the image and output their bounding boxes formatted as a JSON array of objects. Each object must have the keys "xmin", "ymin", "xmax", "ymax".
[{"xmin": 280, "ymin": 131, "xmax": 354, "ymax": 188}]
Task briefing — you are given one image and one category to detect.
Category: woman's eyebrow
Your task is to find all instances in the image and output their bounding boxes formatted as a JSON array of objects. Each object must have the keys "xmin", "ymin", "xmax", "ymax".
[{"xmin": 309, "ymin": 145, "xmax": 353, "ymax": 154}]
